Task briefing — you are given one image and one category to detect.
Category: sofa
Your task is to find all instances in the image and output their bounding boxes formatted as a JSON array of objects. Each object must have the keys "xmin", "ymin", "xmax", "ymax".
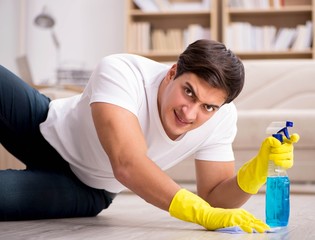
[{"xmin": 233, "ymin": 60, "xmax": 315, "ymax": 183}]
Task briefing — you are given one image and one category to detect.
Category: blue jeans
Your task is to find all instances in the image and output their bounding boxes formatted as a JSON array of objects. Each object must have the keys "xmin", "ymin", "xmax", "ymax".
[{"xmin": 0, "ymin": 65, "xmax": 115, "ymax": 220}]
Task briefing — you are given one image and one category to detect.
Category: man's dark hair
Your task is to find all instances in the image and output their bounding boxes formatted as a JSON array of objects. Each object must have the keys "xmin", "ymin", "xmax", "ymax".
[{"xmin": 175, "ymin": 39, "xmax": 244, "ymax": 103}]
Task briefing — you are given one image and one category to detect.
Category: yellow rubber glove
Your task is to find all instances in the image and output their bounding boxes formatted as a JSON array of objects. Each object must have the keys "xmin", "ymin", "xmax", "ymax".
[
  {"xmin": 169, "ymin": 189, "xmax": 270, "ymax": 233},
  {"xmin": 237, "ymin": 133, "xmax": 300, "ymax": 194}
]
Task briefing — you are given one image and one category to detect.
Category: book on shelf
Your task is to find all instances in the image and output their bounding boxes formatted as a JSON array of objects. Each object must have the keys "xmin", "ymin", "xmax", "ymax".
[
  {"xmin": 152, "ymin": 25, "xmax": 210, "ymax": 51},
  {"xmin": 228, "ymin": 0, "xmax": 285, "ymax": 8},
  {"xmin": 291, "ymin": 21, "xmax": 313, "ymax": 51},
  {"xmin": 166, "ymin": 29, "xmax": 183, "ymax": 51},
  {"xmin": 273, "ymin": 27, "xmax": 297, "ymax": 51},
  {"xmin": 262, "ymin": 25, "xmax": 277, "ymax": 51},
  {"xmin": 226, "ymin": 22, "xmax": 253, "ymax": 51},
  {"xmin": 184, "ymin": 24, "xmax": 211, "ymax": 48},
  {"xmin": 130, "ymin": 22, "xmax": 151, "ymax": 52},
  {"xmin": 168, "ymin": 0, "xmax": 211, "ymax": 11},
  {"xmin": 154, "ymin": 0, "xmax": 171, "ymax": 11},
  {"xmin": 131, "ymin": 22, "xmax": 210, "ymax": 53},
  {"xmin": 225, "ymin": 21, "xmax": 313, "ymax": 52},
  {"xmin": 133, "ymin": 0, "xmax": 211, "ymax": 12},
  {"xmin": 133, "ymin": 0, "xmax": 159, "ymax": 12},
  {"xmin": 152, "ymin": 29, "xmax": 168, "ymax": 51}
]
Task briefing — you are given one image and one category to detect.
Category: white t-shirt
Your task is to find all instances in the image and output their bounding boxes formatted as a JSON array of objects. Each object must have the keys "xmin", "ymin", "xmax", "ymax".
[{"xmin": 40, "ymin": 54, "xmax": 237, "ymax": 193}]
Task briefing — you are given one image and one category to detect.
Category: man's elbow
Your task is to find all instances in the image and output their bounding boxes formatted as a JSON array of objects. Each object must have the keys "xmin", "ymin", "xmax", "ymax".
[
  {"xmin": 112, "ymin": 165, "xmax": 133, "ymax": 185},
  {"xmin": 111, "ymin": 157, "xmax": 137, "ymax": 187}
]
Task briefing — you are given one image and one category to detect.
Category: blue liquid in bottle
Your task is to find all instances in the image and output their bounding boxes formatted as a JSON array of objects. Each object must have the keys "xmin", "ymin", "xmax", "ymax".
[{"xmin": 266, "ymin": 176, "xmax": 290, "ymax": 227}]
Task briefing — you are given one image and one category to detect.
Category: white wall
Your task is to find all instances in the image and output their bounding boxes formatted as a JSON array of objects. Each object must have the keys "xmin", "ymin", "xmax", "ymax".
[
  {"xmin": 0, "ymin": 0, "xmax": 21, "ymax": 72},
  {"xmin": 0, "ymin": 0, "xmax": 125, "ymax": 84}
]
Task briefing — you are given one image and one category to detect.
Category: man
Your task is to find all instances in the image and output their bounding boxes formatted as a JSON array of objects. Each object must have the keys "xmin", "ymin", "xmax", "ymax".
[{"xmin": 0, "ymin": 39, "xmax": 298, "ymax": 232}]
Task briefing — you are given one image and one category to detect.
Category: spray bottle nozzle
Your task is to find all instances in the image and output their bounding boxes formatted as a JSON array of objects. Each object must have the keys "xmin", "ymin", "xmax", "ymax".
[
  {"xmin": 272, "ymin": 133, "xmax": 283, "ymax": 142},
  {"xmin": 266, "ymin": 121, "xmax": 293, "ymax": 143}
]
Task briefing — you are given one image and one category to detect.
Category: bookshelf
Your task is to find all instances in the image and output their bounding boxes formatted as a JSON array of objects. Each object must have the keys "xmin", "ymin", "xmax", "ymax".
[
  {"xmin": 125, "ymin": 0, "xmax": 218, "ymax": 62},
  {"xmin": 126, "ymin": 0, "xmax": 315, "ymax": 61},
  {"xmin": 222, "ymin": 0, "xmax": 315, "ymax": 59}
]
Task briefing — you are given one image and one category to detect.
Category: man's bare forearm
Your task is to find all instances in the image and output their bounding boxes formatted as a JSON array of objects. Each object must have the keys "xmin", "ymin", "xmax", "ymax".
[{"xmin": 204, "ymin": 176, "xmax": 251, "ymax": 209}]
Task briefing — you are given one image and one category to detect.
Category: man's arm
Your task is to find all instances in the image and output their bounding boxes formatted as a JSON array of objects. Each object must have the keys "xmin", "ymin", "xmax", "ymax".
[
  {"xmin": 195, "ymin": 160, "xmax": 251, "ymax": 208},
  {"xmin": 91, "ymin": 102, "xmax": 181, "ymax": 211},
  {"xmin": 91, "ymin": 102, "xmax": 271, "ymax": 233},
  {"xmin": 195, "ymin": 132, "xmax": 300, "ymax": 208}
]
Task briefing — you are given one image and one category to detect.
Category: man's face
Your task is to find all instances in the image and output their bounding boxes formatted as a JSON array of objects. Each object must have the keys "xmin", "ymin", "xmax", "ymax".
[{"xmin": 158, "ymin": 64, "xmax": 227, "ymax": 140}]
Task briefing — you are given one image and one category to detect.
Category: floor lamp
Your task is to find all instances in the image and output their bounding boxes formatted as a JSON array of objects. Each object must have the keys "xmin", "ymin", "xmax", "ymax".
[{"xmin": 34, "ymin": 7, "xmax": 60, "ymax": 84}]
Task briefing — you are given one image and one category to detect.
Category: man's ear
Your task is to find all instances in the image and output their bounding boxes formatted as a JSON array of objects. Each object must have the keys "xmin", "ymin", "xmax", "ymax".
[{"xmin": 168, "ymin": 64, "xmax": 177, "ymax": 80}]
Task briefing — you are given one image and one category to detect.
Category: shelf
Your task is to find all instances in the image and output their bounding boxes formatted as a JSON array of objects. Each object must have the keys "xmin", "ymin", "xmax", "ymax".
[
  {"xmin": 128, "ymin": 50, "xmax": 181, "ymax": 62},
  {"xmin": 222, "ymin": 0, "xmax": 314, "ymax": 59},
  {"xmin": 235, "ymin": 50, "xmax": 313, "ymax": 60},
  {"xmin": 227, "ymin": 6, "xmax": 312, "ymax": 14},
  {"xmin": 126, "ymin": 0, "xmax": 315, "ymax": 60},
  {"xmin": 126, "ymin": 0, "xmax": 217, "ymax": 62},
  {"xmin": 130, "ymin": 9, "xmax": 211, "ymax": 16}
]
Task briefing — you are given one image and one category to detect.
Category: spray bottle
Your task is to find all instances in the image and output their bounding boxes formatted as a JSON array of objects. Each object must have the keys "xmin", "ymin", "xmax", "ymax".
[{"xmin": 265, "ymin": 121, "xmax": 293, "ymax": 227}]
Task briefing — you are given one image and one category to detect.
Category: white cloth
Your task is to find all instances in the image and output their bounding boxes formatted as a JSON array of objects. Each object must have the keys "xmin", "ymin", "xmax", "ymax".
[
  {"xmin": 215, "ymin": 226, "xmax": 282, "ymax": 234},
  {"xmin": 40, "ymin": 54, "xmax": 237, "ymax": 193}
]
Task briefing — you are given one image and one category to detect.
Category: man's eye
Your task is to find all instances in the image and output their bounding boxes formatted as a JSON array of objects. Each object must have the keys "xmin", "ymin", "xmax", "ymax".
[
  {"xmin": 184, "ymin": 88, "xmax": 193, "ymax": 97},
  {"xmin": 204, "ymin": 105, "xmax": 215, "ymax": 112}
]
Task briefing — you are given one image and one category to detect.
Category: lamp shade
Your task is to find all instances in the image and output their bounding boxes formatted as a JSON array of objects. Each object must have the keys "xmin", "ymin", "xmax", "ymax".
[{"xmin": 34, "ymin": 9, "xmax": 55, "ymax": 28}]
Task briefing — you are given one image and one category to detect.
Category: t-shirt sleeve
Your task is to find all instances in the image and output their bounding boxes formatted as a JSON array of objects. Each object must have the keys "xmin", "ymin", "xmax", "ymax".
[
  {"xmin": 88, "ymin": 55, "xmax": 143, "ymax": 117},
  {"xmin": 195, "ymin": 103, "xmax": 238, "ymax": 161}
]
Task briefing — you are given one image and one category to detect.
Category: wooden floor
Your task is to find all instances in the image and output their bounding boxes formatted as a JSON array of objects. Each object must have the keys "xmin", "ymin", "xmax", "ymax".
[{"xmin": 0, "ymin": 188, "xmax": 315, "ymax": 240}]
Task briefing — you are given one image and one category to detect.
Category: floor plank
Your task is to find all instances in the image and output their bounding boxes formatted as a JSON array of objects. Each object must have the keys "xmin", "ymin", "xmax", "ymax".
[{"xmin": 0, "ymin": 192, "xmax": 314, "ymax": 240}]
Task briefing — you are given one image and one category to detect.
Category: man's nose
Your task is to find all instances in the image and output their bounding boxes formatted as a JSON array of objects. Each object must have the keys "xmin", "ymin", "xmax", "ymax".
[{"xmin": 182, "ymin": 103, "xmax": 198, "ymax": 121}]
